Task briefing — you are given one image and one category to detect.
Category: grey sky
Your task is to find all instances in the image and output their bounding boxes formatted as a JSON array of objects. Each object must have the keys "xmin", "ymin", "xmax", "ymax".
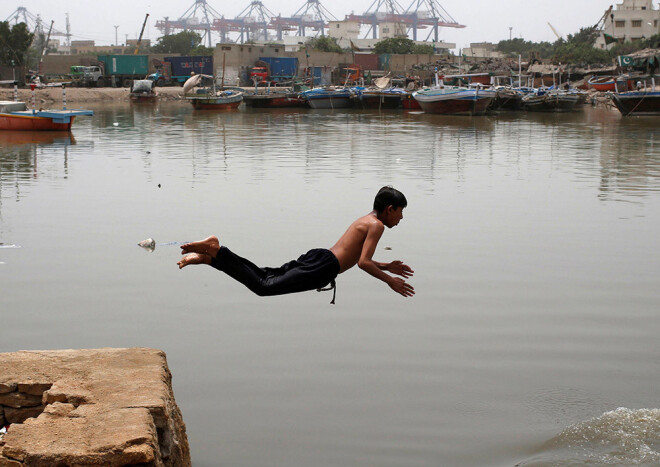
[{"xmin": 4, "ymin": 0, "xmax": 617, "ymax": 51}]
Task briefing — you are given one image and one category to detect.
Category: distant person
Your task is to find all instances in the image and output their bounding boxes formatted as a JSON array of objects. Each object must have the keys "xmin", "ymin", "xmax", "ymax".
[{"xmin": 177, "ymin": 186, "xmax": 414, "ymax": 303}]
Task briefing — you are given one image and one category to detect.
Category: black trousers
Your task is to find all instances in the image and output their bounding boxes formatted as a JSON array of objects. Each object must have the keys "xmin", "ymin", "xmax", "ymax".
[{"xmin": 211, "ymin": 246, "xmax": 340, "ymax": 297}]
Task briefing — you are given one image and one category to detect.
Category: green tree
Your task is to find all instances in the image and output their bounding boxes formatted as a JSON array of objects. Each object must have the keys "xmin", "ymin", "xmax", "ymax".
[
  {"xmin": 496, "ymin": 37, "xmax": 554, "ymax": 59},
  {"xmin": 374, "ymin": 37, "xmax": 416, "ymax": 54},
  {"xmin": 412, "ymin": 43, "xmax": 436, "ymax": 54},
  {"xmin": 306, "ymin": 36, "xmax": 343, "ymax": 53},
  {"xmin": 152, "ymin": 31, "xmax": 203, "ymax": 55},
  {"xmin": 0, "ymin": 21, "xmax": 34, "ymax": 66},
  {"xmin": 190, "ymin": 45, "xmax": 214, "ymax": 56},
  {"xmin": 553, "ymin": 27, "xmax": 611, "ymax": 65}
]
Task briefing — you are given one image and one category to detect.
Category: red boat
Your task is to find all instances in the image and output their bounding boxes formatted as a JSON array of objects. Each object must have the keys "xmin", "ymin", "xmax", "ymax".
[
  {"xmin": 587, "ymin": 76, "xmax": 617, "ymax": 92},
  {"xmin": 0, "ymin": 101, "xmax": 93, "ymax": 131},
  {"xmin": 401, "ymin": 92, "xmax": 421, "ymax": 110}
]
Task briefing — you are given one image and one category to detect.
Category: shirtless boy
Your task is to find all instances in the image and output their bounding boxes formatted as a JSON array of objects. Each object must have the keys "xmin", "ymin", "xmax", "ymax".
[{"xmin": 177, "ymin": 186, "xmax": 414, "ymax": 300}]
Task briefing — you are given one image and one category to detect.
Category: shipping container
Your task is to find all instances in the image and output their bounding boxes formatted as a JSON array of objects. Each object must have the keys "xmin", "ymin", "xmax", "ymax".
[
  {"xmin": 97, "ymin": 55, "xmax": 149, "ymax": 87},
  {"xmin": 97, "ymin": 55, "xmax": 149, "ymax": 76},
  {"xmin": 258, "ymin": 57, "xmax": 299, "ymax": 81},
  {"xmin": 164, "ymin": 56, "xmax": 213, "ymax": 82},
  {"xmin": 353, "ymin": 53, "xmax": 379, "ymax": 71}
]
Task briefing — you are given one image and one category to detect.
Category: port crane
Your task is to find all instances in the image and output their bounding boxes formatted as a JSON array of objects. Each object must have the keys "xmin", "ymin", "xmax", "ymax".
[
  {"xmin": 134, "ymin": 13, "xmax": 150, "ymax": 54},
  {"xmin": 344, "ymin": 0, "xmax": 464, "ymax": 43},
  {"xmin": 269, "ymin": 0, "xmax": 337, "ymax": 40}
]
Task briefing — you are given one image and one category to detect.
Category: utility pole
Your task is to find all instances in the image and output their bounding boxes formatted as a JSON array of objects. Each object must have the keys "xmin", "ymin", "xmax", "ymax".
[{"xmin": 114, "ymin": 25, "xmax": 119, "ymax": 46}]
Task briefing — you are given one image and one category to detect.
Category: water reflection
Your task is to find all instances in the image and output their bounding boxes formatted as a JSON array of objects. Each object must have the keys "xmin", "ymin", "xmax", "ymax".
[
  {"xmin": 1, "ymin": 104, "xmax": 658, "ymax": 204},
  {"xmin": 0, "ymin": 132, "xmax": 77, "ymax": 215}
]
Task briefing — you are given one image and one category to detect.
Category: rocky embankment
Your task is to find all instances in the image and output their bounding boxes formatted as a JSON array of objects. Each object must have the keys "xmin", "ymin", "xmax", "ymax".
[{"xmin": 0, "ymin": 348, "xmax": 190, "ymax": 467}]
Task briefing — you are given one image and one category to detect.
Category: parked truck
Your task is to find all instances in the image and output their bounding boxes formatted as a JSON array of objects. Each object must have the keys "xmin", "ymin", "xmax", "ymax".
[
  {"xmin": 254, "ymin": 57, "xmax": 299, "ymax": 84},
  {"xmin": 148, "ymin": 56, "xmax": 213, "ymax": 86},
  {"xmin": 97, "ymin": 55, "xmax": 149, "ymax": 87},
  {"xmin": 69, "ymin": 66, "xmax": 104, "ymax": 87}
]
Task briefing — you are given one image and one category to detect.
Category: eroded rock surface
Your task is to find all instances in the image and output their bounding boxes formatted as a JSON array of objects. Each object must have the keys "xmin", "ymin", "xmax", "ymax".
[{"xmin": 0, "ymin": 348, "xmax": 190, "ymax": 466}]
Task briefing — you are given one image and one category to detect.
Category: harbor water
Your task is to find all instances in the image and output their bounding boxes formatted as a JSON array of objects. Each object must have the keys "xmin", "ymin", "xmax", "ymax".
[{"xmin": 1, "ymin": 103, "xmax": 659, "ymax": 466}]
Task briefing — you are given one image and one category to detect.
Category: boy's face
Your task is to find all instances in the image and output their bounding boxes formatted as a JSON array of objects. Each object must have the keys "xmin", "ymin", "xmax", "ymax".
[{"xmin": 384, "ymin": 206, "xmax": 404, "ymax": 228}]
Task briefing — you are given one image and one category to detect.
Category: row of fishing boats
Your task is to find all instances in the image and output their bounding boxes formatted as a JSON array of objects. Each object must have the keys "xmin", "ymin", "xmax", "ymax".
[
  {"xmin": 1, "ymin": 72, "xmax": 658, "ymax": 133},
  {"xmin": 180, "ymin": 72, "xmax": 660, "ymax": 117}
]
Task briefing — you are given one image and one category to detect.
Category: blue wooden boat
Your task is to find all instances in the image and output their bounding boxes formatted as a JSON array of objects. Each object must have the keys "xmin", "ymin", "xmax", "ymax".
[{"xmin": 300, "ymin": 88, "xmax": 353, "ymax": 109}]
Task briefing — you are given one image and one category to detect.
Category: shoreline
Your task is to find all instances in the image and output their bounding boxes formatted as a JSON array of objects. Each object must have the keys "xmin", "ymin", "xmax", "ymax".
[
  {"xmin": 0, "ymin": 85, "xmax": 616, "ymax": 109},
  {"xmin": 0, "ymin": 87, "xmax": 185, "ymax": 104}
]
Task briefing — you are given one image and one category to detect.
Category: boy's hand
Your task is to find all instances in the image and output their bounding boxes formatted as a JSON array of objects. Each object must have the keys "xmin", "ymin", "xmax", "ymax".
[
  {"xmin": 387, "ymin": 261, "xmax": 414, "ymax": 278},
  {"xmin": 388, "ymin": 277, "xmax": 415, "ymax": 297}
]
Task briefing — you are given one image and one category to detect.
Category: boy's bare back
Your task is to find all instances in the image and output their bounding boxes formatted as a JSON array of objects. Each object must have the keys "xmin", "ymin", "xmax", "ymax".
[{"xmin": 330, "ymin": 212, "xmax": 384, "ymax": 273}]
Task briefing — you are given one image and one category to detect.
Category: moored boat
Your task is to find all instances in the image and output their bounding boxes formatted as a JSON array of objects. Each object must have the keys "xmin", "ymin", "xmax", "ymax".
[
  {"xmin": 300, "ymin": 87, "xmax": 353, "ymax": 109},
  {"xmin": 413, "ymin": 74, "xmax": 495, "ymax": 116},
  {"xmin": 522, "ymin": 89, "xmax": 580, "ymax": 112},
  {"xmin": 490, "ymin": 87, "xmax": 525, "ymax": 111},
  {"xmin": 587, "ymin": 76, "xmax": 617, "ymax": 92},
  {"xmin": 129, "ymin": 80, "xmax": 158, "ymax": 103},
  {"xmin": 243, "ymin": 91, "xmax": 306, "ymax": 108},
  {"xmin": 186, "ymin": 89, "xmax": 244, "ymax": 110},
  {"xmin": 352, "ymin": 87, "xmax": 405, "ymax": 109},
  {"xmin": 401, "ymin": 92, "xmax": 422, "ymax": 110},
  {"xmin": 0, "ymin": 83, "xmax": 93, "ymax": 131},
  {"xmin": 609, "ymin": 90, "xmax": 660, "ymax": 116}
]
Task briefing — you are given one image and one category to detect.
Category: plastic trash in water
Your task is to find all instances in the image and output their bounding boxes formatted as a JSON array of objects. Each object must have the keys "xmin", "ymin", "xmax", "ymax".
[
  {"xmin": 0, "ymin": 243, "xmax": 21, "ymax": 249},
  {"xmin": 137, "ymin": 238, "xmax": 156, "ymax": 252}
]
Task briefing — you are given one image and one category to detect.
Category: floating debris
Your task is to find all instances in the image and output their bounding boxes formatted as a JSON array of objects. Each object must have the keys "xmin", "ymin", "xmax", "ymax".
[
  {"xmin": 384, "ymin": 246, "xmax": 392, "ymax": 250},
  {"xmin": 0, "ymin": 243, "xmax": 21, "ymax": 249},
  {"xmin": 137, "ymin": 238, "xmax": 156, "ymax": 252}
]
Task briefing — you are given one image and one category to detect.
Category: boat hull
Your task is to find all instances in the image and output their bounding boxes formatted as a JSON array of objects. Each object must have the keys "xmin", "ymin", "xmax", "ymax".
[
  {"xmin": 610, "ymin": 92, "xmax": 660, "ymax": 116},
  {"xmin": 401, "ymin": 93, "xmax": 421, "ymax": 110},
  {"xmin": 187, "ymin": 92, "xmax": 243, "ymax": 110},
  {"xmin": 130, "ymin": 94, "xmax": 158, "ymax": 103},
  {"xmin": 190, "ymin": 100, "xmax": 242, "ymax": 110},
  {"xmin": 0, "ymin": 114, "xmax": 75, "ymax": 131},
  {"xmin": 243, "ymin": 94, "xmax": 306, "ymax": 108},
  {"xmin": 306, "ymin": 96, "xmax": 352, "ymax": 109},
  {"xmin": 354, "ymin": 93, "xmax": 401, "ymax": 109},
  {"xmin": 415, "ymin": 93, "xmax": 493, "ymax": 115},
  {"xmin": 523, "ymin": 94, "xmax": 579, "ymax": 112},
  {"xmin": 490, "ymin": 90, "xmax": 524, "ymax": 111}
]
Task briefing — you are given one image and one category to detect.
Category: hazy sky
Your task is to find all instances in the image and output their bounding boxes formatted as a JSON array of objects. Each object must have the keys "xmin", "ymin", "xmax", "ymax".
[{"xmin": 4, "ymin": 0, "xmax": 618, "ymax": 51}]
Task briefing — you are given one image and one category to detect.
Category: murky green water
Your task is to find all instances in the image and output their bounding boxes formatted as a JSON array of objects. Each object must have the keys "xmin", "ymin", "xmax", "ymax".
[{"xmin": 1, "ymin": 102, "xmax": 659, "ymax": 466}]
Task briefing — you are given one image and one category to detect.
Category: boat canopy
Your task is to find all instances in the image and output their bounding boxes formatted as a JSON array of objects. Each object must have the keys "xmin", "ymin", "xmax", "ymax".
[{"xmin": 0, "ymin": 101, "xmax": 28, "ymax": 113}]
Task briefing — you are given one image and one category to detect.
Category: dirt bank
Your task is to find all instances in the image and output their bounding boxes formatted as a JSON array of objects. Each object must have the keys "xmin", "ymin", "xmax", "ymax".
[{"xmin": 0, "ymin": 86, "xmax": 185, "ymax": 104}]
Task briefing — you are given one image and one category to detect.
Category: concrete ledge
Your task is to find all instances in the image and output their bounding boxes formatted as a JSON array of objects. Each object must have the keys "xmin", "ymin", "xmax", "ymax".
[{"xmin": 0, "ymin": 348, "xmax": 190, "ymax": 467}]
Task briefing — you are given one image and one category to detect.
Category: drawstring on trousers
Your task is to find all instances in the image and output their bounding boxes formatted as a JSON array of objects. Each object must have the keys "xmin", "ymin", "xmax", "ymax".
[{"xmin": 317, "ymin": 279, "xmax": 337, "ymax": 304}]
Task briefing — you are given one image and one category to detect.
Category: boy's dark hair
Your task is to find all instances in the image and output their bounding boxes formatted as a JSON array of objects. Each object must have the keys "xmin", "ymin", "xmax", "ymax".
[{"xmin": 373, "ymin": 186, "xmax": 407, "ymax": 213}]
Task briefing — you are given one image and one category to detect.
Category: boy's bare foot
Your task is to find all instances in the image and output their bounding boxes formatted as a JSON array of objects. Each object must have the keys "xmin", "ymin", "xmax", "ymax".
[
  {"xmin": 181, "ymin": 235, "xmax": 220, "ymax": 257},
  {"xmin": 177, "ymin": 252, "xmax": 212, "ymax": 269}
]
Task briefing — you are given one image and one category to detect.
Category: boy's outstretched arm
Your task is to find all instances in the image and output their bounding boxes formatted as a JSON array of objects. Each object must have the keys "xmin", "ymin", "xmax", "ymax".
[{"xmin": 358, "ymin": 222, "xmax": 415, "ymax": 297}]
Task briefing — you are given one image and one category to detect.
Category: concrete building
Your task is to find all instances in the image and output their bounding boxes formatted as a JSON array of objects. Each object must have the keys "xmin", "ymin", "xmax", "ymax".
[
  {"xmin": 595, "ymin": 0, "xmax": 660, "ymax": 49},
  {"xmin": 461, "ymin": 42, "xmax": 504, "ymax": 59}
]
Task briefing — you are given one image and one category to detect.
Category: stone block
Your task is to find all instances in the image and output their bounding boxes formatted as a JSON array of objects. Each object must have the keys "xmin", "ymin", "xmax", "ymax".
[
  {"xmin": 0, "ymin": 384, "xmax": 16, "ymax": 395},
  {"xmin": 0, "ymin": 393, "xmax": 42, "ymax": 409},
  {"xmin": 3, "ymin": 406, "xmax": 45, "ymax": 424},
  {"xmin": 16, "ymin": 383, "xmax": 52, "ymax": 396},
  {"xmin": 0, "ymin": 348, "xmax": 190, "ymax": 467}
]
